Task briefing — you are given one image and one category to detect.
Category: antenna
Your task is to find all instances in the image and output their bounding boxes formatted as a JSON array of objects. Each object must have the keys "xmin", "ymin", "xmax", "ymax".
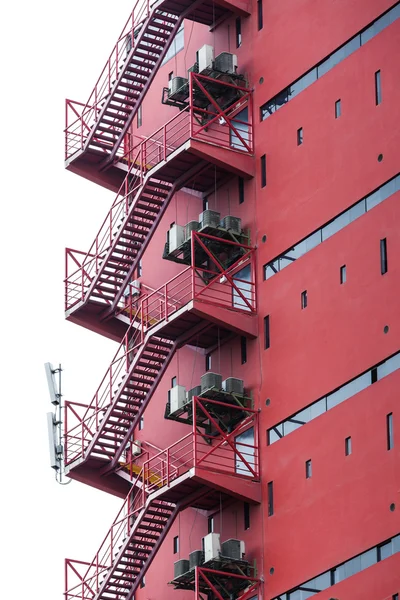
[{"xmin": 44, "ymin": 363, "xmax": 71, "ymax": 485}]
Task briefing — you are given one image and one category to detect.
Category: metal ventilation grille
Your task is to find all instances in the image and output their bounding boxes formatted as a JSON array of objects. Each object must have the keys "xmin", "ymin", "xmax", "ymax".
[
  {"xmin": 199, "ymin": 210, "xmax": 221, "ymax": 229},
  {"xmin": 223, "ymin": 215, "xmax": 242, "ymax": 233},
  {"xmin": 185, "ymin": 220, "xmax": 200, "ymax": 239},
  {"xmin": 187, "ymin": 385, "xmax": 202, "ymax": 402},
  {"xmin": 201, "ymin": 372, "xmax": 222, "ymax": 391},
  {"xmin": 223, "ymin": 377, "xmax": 244, "ymax": 395},
  {"xmin": 174, "ymin": 559, "xmax": 190, "ymax": 578},
  {"xmin": 189, "ymin": 550, "xmax": 204, "ymax": 569}
]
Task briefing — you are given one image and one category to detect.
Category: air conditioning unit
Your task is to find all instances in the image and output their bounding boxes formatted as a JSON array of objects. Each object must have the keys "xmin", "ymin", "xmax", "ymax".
[
  {"xmin": 199, "ymin": 210, "xmax": 221, "ymax": 229},
  {"xmin": 185, "ymin": 220, "xmax": 200, "ymax": 240},
  {"xmin": 201, "ymin": 372, "xmax": 222, "ymax": 392},
  {"xmin": 198, "ymin": 44, "xmax": 214, "ymax": 72},
  {"xmin": 187, "ymin": 385, "xmax": 202, "ymax": 403},
  {"xmin": 222, "ymin": 377, "xmax": 244, "ymax": 395},
  {"xmin": 189, "ymin": 550, "xmax": 204, "ymax": 569},
  {"xmin": 131, "ymin": 440, "xmax": 142, "ymax": 456},
  {"xmin": 168, "ymin": 76, "xmax": 188, "ymax": 97},
  {"xmin": 223, "ymin": 215, "xmax": 242, "ymax": 234},
  {"xmin": 170, "ymin": 385, "xmax": 187, "ymax": 414},
  {"xmin": 221, "ymin": 539, "xmax": 245, "ymax": 560},
  {"xmin": 187, "ymin": 62, "xmax": 199, "ymax": 75},
  {"xmin": 214, "ymin": 52, "xmax": 238, "ymax": 74},
  {"xmin": 169, "ymin": 224, "xmax": 185, "ymax": 253},
  {"xmin": 174, "ymin": 559, "xmax": 190, "ymax": 578},
  {"xmin": 203, "ymin": 532, "xmax": 220, "ymax": 562}
]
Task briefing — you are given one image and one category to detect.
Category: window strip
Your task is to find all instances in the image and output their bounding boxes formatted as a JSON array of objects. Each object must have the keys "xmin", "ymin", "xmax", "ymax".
[
  {"xmin": 264, "ymin": 174, "xmax": 400, "ymax": 280},
  {"xmin": 268, "ymin": 350, "xmax": 400, "ymax": 444},
  {"xmin": 261, "ymin": 3, "xmax": 400, "ymax": 120}
]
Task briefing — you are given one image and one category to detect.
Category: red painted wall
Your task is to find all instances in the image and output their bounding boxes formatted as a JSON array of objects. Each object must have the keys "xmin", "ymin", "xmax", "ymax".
[{"xmin": 66, "ymin": 1, "xmax": 400, "ymax": 598}]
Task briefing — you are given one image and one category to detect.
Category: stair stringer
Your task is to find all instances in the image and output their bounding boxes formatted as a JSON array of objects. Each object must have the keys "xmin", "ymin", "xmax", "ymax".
[
  {"xmin": 83, "ymin": 333, "xmax": 177, "ymax": 466},
  {"xmin": 85, "ymin": 7, "xmax": 184, "ymax": 162}
]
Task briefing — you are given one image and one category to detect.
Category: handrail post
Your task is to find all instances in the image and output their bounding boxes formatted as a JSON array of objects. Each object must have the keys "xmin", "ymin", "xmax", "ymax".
[
  {"xmin": 166, "ymin": 448, "xmax": 170, "ymax": 487},
  {"xmin": 189, "ymin": 72, "xmax": 193, "ymax": 139},
  {"xmin": 164, "ymin": 283, "xmax": 168, "ymax": 321},
  {"xmin": 193, "ymin": 397, "xmax": 197, "ymax": 467},
  {"xmin": 191, "ymin": 233, "xmax": 195, "ymax": 300}
]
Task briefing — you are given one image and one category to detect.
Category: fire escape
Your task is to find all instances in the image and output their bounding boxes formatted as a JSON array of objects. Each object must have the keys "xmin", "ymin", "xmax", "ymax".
[{"xmin": 63, "ymin": 1, "xmax": 260, "ymax": 598}]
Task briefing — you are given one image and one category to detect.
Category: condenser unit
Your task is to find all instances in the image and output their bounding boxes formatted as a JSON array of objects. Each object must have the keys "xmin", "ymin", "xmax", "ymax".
[
  {"xmin": 174, "ymin": 559, "xmax": 190, "ymax": 578},
  {"xmin": 198, "ymin": 44, "xmax": 214, "ymax": 72},
  {"xmin": 185, "ymin": 220, "xmax": 200, "ymax": 240},
  {"xmin": 222, "ymin": 377, "xmax": 244, "ymax": 395},
  {"xmin": 169, "ymin": 224, "xmax": 185, "ymax": 253},
  {"xmin": 170, "ymin": 385, "xmax": 187, "ymax": 414},
  {"xmin": 222, "ymin": 215, "xmax": 242, "ymax": 234},
  {"xmin": 221, "ymin": 539, "xmax": 245, "ymax": 560},
  {"xmin": 189, "ymin": 550, "xmax": 204, "ymax": 569},
  {"xmin": 214, "ymin": 52, "xmax": 238, "ymax": 74},
  {"xmin": 201, "ymin": 372, "xmax": 222, "ymax": 392},
  {"xmin": 199, "ymin": 210, "xmax": 221, "ymax": 229},
  {"xmin": 187, "ymin": 385, "xmax": 202, "ymax": 403},
  {"xmin": 203, "ymin": 532, "xmax": 221, "ymax": 562},
  {"xmin": 130, "ymin": 440, "xmax": 142, "ymax": 456},
  {"xmin": 168, "ymin": 76, "xmax": 188, "ymax": 97}
]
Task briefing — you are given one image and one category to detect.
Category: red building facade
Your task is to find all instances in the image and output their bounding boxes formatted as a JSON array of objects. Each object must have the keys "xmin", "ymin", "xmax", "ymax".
[{"xmin": 62, "ymin": 2, "xmax": 400, "ymax": 599}]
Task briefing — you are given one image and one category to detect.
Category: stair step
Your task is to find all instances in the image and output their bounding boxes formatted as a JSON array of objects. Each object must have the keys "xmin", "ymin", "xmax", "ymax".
[
  {"xmin": 108, "ymin": 103, "xmax": 132, "ymax": 114},
  {"xmin": 153, "ymin": 13, "xmax": 178, "ymax": 25},
  {"xmin": 104, "ymin": 109, "xmax": 129, "ymax": 120},
  {"xmin": 90, "ymin": 140, "xmax": 114, "ymax": 151}
]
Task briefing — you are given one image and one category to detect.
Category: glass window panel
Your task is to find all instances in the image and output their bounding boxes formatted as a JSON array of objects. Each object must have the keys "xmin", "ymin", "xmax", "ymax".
[
  {"xmin": 261, "ymin": 102, "xmax": 275, "ymax": 120},
  {"xmin": 392, "ymin": 534, "xmax": 400, "ymax": 553},
  {"xmin": 366, "ymin": 188, "xmax": 384, "ymax": 210},
  {"xmin": 390, "ymin": 4, "xmax": 400, "ymax": 22},
  {"xmin": 283, "ymin": 419, "xmax": 302, "ymax": 435},
  {"xmin": 294, "ymin": 406, "xmax": 311, "ymax": 424},
  {"xmin": 264, "ymin": 261, "xmax": 279, "ymax": 280},
  {"xmin": 349, "ymin": 199, "xmax": 366, "ymax": 221},
  {"xmin": 310, "ymin": 398, "xmax": 327, "ymax": 419},
  {"xmin": 377, "ymin": 353, "xmax": 400, "ymax": 379},
  {"xmin": 287, "ymin": 239, "xmax": 308, "ymax": 260},
  {"xmin": 268, "ymin": 424, "xmax": 283, "ymax": 444},
  {"xmin": 379, "ymin": 179, "xmax": 396, "ymax": 201},
  {"xmin": 380, "ymin": 541, "xmax": 392, "ymax": 560},
  {"xmin": 275, "ymin": 89, "xmax": 290, "ymax": 107},
  {"xmin": 305, "ymin": 230, "xmax": 322, "ymax": 251},
  {"xmin": 308, "ymin": 571, "xmax": 331, "ymax": 590},
  {"xmin": 302, "ymin": 68, "xmax": 318, "ymax": 87},
  {"xmin": 373, "ymin": 12, "xmax": 391, "ymax": 34},
  {"xmin": 344, "ymin": 555, "xmax": 361, "ymax": 577},
  {"xmin": 345, "ymin": 36, "xmax": 361, "ymax": 56},
  {"xmin": 330, "ymin": 46, "xmax": 346, "ymax": 68},
  {"xmin": 396, "ymin": 174, "xmax": 400, "ymax": 192},
  {"xmin": 317, "ymin": 57, "xmax": 332, "ymax": 78},
  {"xmin": 322, "ymin": 211, "xmax": 350, "ymax": 240},
  {"xmin": 288, "ymin": 591, "xmax": 302, "ymax": 600},
  {"xmin": 361, "ymin": 25, "xmax": 374, "ymax": 45},
  {"xmin": 279, "ymin": 255, "xmax": 295, "ymax": 270},
  {"xmin": 359, "ymin": 548, "xmax": 377, "ymax": 571},
  {"xmin": 333, "ymin": 565, "xmax": 345, "ymax": 583},
  {"xmin": 327, "ymin": 372, "xmax": 370, "ymax": 409}
]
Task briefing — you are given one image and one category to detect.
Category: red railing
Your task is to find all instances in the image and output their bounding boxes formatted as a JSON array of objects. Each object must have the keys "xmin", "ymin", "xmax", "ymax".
[
  {"xmin": 64, "ymin": 241, "xmax": 256, "ymax": 466},
  {"xmin": 65, "ymin": 84, "xmax": 253, "ymax": 312},
  {"xmin": 64, "ymin": 0, "xmax": 153, "ymax": 160}
]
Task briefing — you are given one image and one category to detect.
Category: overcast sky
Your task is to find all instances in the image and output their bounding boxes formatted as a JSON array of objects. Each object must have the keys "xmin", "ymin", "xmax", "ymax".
[{"xmin": 0, "ymin": 2, "xmax": 136, "ymax": 598}]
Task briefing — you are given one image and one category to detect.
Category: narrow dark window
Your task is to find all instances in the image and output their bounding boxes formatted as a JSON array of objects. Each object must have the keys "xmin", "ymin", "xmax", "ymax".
[
  {"xmin": 305, "ymin": 459, "xmax": 312, "ymax": 478},
  {"xmin": 203, "ymin": 197, "xmax": 209, "ymax": 211},
  {"xmin": 137, "ymin": 105, "xmax": 142, "ymax": 128},
  {"xmin": 301, "ymin": 290, "xmax": 308, "ymax": 309},
  {"xmin": 267, "ymin": 481, "xmax": 274, "ymax": 516},
  {"xmin": 257, "ymin": 0, "xmax": 263, "ymax": 30},
  {"xmin": 137, "ymin": 259, "xmax": 142, "ymax": 278},
  {"xmin": 140, "ymin": 576, "xmax": 145, "ymax": 588},
  {"xmin": 208, "ymin": 516, "xmax": 214, "ymax": 533},
  {"xmin": 393, "ymin": 594, "xmax": 399, "ymax": 600},
  {"xmin": 238, "ymin": 176, "xmax": 244, "ymax": 204},
  {"xmin": 139, "ymin": 416, "xmax": 144, "ymax": 430},
  {"xmin": 171, "ymin": 376, "xmax": 177, "ymax": 387},
  {"xmin": 340, "ymin": 265, "xmax": 347, "ymax": 284},
  {"xmin": 205, "ymin": 353, "xmax": 211, "ymax": 371},
  {"xmin": 387, "ymin": 413, "xmax": 393, "ymax": 450},
  {"xmin": 345, "ymin": 436, "xmax": 352, "ymax": 456},
  {"xmin": 264, "ymin": 315, "xmax": 270, "ymax": 349},
  {"xmin": 297, "ymin": 127, "xmax": 303, "ymax": 146},
  {"xmin": 173, "ymin": 536, "xmax": 179, "ymax": 554},
  {"xmin": 241, "ymin": 336, "xmax": 247, "ymax": 364},
  {"xmin": 261, "ymin": 154, "xmax": 266, "ymax": 188},
  {"xmin": 335, "ymin": 99, "xmax": 341, "ymax": 118},
  {"xmin": 235, "ymin": 17, "xmax": 242, "ymax": 48},
  {"xmin": 371, "ymin": 366, "xmax": 378, "ymax": 384},
  {"xmin": 375, "ymin": 70, "xmax": 382, "ymax": 105},
  {"xmin": 244, "ymin": 502, "xmax": 250, "ymax": 530},
  {"xmin": 168, "ymin": 71, "xmax": 174, "ymax": 81},
  {"xmin": 380, "ymin": 238, "xmax": 388, "ymax": 274}
]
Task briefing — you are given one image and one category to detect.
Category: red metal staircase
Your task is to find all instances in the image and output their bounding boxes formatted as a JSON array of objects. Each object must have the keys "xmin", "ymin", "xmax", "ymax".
[{"xmin": 65, "ymin": 0, "xmax": 251, "ymax": 188}]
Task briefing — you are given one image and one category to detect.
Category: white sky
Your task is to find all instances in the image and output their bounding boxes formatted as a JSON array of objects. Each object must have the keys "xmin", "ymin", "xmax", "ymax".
[{"xmin": 0, "ymin": 2, "xmax": 134, "ymax": 598}]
